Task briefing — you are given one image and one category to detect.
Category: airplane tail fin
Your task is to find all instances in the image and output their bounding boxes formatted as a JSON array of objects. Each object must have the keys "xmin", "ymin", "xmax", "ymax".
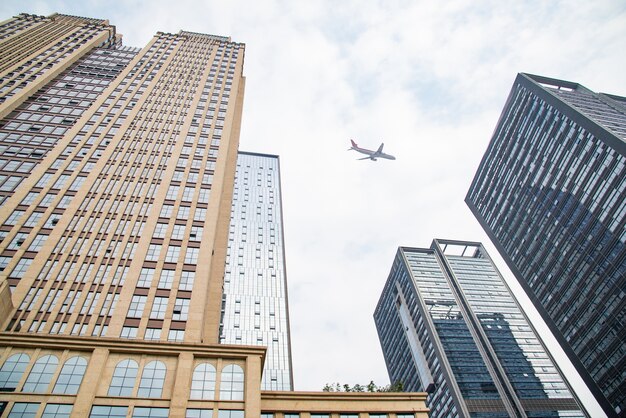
[{"xmin": 350, "ymin": 139, "xmax": 357, "ymax": 147}]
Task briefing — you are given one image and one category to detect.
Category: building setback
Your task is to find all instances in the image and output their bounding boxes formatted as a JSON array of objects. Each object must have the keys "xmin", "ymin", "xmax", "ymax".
[
  {"xmin": 374, "ymin": 239, "xmax": 583, "ymax": 417},
  {"xmin": 466, "ymin": 73, "xmax": 626, "ymax": 417},
  {"xmin": 0, "ymin": 12, "xmax": 428, "ymax": 417},
  {"xmin": 221, "ymin": 151, "xmax": 293, "ymax": 390}
]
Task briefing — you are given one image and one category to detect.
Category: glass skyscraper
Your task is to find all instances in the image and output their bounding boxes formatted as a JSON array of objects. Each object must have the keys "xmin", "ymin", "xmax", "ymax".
[
  {"xmin": 374, "ymin": 239, "xmax": 583, "ymax": 417},
  {"xmin": 466, "ymin": 73, "xmax": 625, "ymax": 417},
  {"xmin": 221, "ymin": 151, "xmax": 293, "ymax": 390}
]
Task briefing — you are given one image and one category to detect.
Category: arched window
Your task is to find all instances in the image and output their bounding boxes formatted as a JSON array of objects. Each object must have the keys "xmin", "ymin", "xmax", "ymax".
[
  {"xmin": 23, "ymin": 354, "xmax": 58, "ymax": 392},
  {"xmin": 108, "ymin": 359, "xmax": 138, "ymax": 396},
  {"xmin": 190, "ymin": 363, "xmax": 216, "ymax": 399},
  {"xmin": 53, "ymin": 356, "xmax": 88, "ymax": 394},
  {"xmin": 219, "ymin": 364, "xmax": 244, "ymax": 400},
  {"xmin": 137, "ymin": 360, "xmax": 166, "ymax": 398},
  {"xmin": 0, "ymin": 353, "xmax": 30, "ymax": 391}
]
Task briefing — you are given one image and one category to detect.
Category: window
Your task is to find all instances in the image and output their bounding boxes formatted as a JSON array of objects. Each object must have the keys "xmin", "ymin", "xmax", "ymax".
[
  {"xmin": 28, "ymin": 234, "xmax": 48, "ymax": 251},
  {"xmin": 137, "ymin": 268, "xmax": 155, "ymax": 287},
  {"xmin": 21, "ymin": 192, "xmax": 38, "ymax": 205},
  {"xmin": 23, "ymin": 212, "xmax": 42, "ymax": 227},
  {"xmin": 107, "ymin": 359, "xmax": 138, "ymax": 396},
  {"xmin": 182, "ymin": 187, "xmax": 195, "ymax": 201},
  {"xmin": 198, "ymin": 188, "xmax": 210, "ymax": 203},
  {"xmin": 165, "ymin": 185, "xmax": 179, "ymax": 200},
  {"xmin": 190, "ymin": 363, "xmax": 216, "ymax": 399},
  {"xmin": 146, "ymin": 244, "xmax": 161, "ymax": 261},
  {"xmin": 127, "ymin": 295, "xmax": 147, "ymax": 318},
  {"xmin": 0, "ymin": 353, "xmax": 30, "ymax": 391},
  {"xmin": 194, "ymin": 207, "xmax": 206, "ymax": 221},
  {"xmin": 89, "ymin": 406, "xmax": 128, "ymax": 418},
  {"xmin": 121, "ymin": 326, "xmax": 138, "ymax": 339},
  {"xmin": 10, "ymin": 258, "xmax": 33, "ymax": 278},
  {"xmin": 179, "ymin": 271, "xmax": 195, "ymax": 291},
  {"xmin": 41, "ymin": 404, "xmax": 73, "ymax": 418},
  {"xmin": 190, "ymin": 226, "xmax": 203, "ymax": 241},
  {"xmin": 5, "ymin": 210, "xmax": 25, "ymax": 225},
  {"xmin": 0, "ymin": 256, "xmax": 10, "ymax": 272},
  {"xmin": 171, "ymin": 224, "xmax": 185, "ymax": 240},
  {"xmin": 177, "ymin": 206, "xmax": 190, "ymax": 219},
  {"xmin": 168, "ymin": 329, "xmax": 184, "ymax": 342},
  {"xmin": 185, "ymin": 248, "xmax": 199, "ymax": 264},
  {"xmin": 7, "ymin": 402, "xmax": 40, "ymax": 418},
  {"xmin": 8, "ymin": 233, "xmax": 28, "ymax": 250},
  {"xmin": 165, "ymin": 246, "xmax": 180, "ymax": 263},
  {"xmin": 150, "ymin": 297, "xmax": 168, "ymax": 319},
  {"xmin": 132, "ymin": 408, "xmax": 169, "ymax": 417},
  {"xmin": 159, "ymin": 205, "xmax": 173, "ymax": 218},
  {"xmin": 186, "ymin": 410, "xmax": 213, "ymax": 418},
  {"xmin": 220, "ymin": 364, "xmax": 244, "ymax": 400},
  {"xmin": 52, "ymin": 356, "xmax": 87, "ymax": 394},
  {"xmin": 158, "ymin": 270, "xmax": 174, "ymax": 289},
  {"xmin": 145, "ymin": 328, "xmax": 161, "ymax": 340},
  {"xmin": 153, "ymin": 223, "xmax": 168, "ymax": 238},
  {"xmin": 173, "ymin": 298, "xmax": 189, "ymax": 320},
  {"xmin": 137, "ymin": 361, "xmax": 166, "ymax": 398},
  {"xmin": 23, "ymin": 354, "xmax": 58, "ymax": 392},
  {"xmin": 217, "ymin": 411, "xmax": 244, "ymax": 418}
]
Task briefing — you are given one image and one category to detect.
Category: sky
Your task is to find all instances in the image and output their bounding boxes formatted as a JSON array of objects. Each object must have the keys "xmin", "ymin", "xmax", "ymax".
[{"xmin": 2, "ymin": 1, "xmax": 625, "ymax": 415}]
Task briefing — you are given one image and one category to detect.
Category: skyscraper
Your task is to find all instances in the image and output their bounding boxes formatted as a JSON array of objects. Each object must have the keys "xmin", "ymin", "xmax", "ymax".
[
  {"xmin": 221, "ymin": 151, "xmax": 293, "ymax": 390},
  {"xmin": 466, "ymin": 73, "xmax": 625, "ymax": 417},
  {"xmin": 0, "ymin": 12, "xmax": 429, "ymax": 417},
  {"xmin": 0, "ymin": 12, "xmax": 246, "ymax": 346},
  {"xmin": 374, "ymin": 239, "xmax": 583, "ymax": 417}
]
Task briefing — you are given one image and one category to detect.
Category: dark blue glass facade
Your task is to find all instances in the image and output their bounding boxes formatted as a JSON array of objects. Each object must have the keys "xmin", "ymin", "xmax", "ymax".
[
  {"xmin": 374, "ymin": 240, "xmax": 582, "ymax": 417},
  {"xmin": 466, "ymin": 73, "xmax": 626, "ymax": 417}
]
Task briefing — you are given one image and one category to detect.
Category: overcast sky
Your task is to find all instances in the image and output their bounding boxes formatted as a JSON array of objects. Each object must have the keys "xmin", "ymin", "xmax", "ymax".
[{"xmin": 3, "ymin": 1, "xmax": 625, "ymax": 415}]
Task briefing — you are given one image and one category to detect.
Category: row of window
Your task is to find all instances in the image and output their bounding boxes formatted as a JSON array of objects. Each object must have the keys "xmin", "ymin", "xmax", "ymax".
[
  {"xmin": 1, "ymin": 404, "xmax": 416, "ymax": 418},
  {"xmin": 0, "ymin": 354, "xmax": 85, "ymax": 393},
  {"xmin": 0, "ymin": 353, "xmax": 244, "ymax": 400},
  {"xmin": 262, "ymin": 415, "xmax": 415, "ymax": 418},
  {"xmin": 0, "ymin": 404, "xmax": 244, "ymax": 418}
]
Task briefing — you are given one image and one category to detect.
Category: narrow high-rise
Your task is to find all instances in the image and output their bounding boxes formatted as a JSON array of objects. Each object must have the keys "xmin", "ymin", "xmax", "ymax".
[
  {"xmin": 221, "ymin": 151, "xmax": 293, "ymax": 390},
  {"xmin": 466, "ymin": 73, "xmax": 625, "ymax": 417},
  {"xmin": 374, "ymin": 239, "xmax": 584, "ymax": 417},
  {"xmin": 0, "ymin": 12, "xmax": 428, "ymax": 417}
]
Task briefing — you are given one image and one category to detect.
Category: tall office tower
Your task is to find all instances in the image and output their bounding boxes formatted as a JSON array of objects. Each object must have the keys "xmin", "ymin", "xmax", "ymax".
[
  {"xmin": 0, "ymin": 12, "xmax": 430, "ymax": 417},
  {"xmin": 466, "ymin": 73, "xmax": 626, "ymax": 417},
  {"xmin": 0, "ymin": 14, "xmax": 118, "ymax": 118},
  {"xmin": 221, "ymin": 151, "xmax": 293, "ymax": 391},
  {"xmin": 374, "ymin": 239, "xmax": 584, "ymax": 418},
  {"xmin": 0, "ymin": 23, "xmax": 245, "ymax": 345}
]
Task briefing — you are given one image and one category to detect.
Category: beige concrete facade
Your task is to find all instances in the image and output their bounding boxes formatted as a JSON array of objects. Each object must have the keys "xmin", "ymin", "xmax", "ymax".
[
  {"xmin": 0, "ymin": 334, "xmax": 428, "ymax": 417},
  {"xmin": 0, "ymin": 12, "xmax": 429, "ymax": 418}
]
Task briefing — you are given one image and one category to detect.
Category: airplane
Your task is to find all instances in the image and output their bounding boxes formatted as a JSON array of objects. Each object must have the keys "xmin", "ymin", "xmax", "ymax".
[{"xmin": 348, "ymin": 139, "xmax": 396, "ymax": 161}]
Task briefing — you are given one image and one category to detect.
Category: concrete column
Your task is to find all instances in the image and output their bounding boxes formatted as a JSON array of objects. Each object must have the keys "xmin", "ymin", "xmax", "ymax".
[
  {"xmin": 245, "ymin": 354, "xmax": 262, "ymax": 417},
  {"xmin": 169, "ymin": 351, "xmax": 193, "ymax": 417},
  {"xmin": 70, "ymin": 347, "xmax": 109, "ymax": 418}
]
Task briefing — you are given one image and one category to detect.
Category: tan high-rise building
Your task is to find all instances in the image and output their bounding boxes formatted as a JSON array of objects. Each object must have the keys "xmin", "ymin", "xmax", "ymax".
[{"xmin": 0, "ymin": 13, "xmax": 428, "ymax": 418}]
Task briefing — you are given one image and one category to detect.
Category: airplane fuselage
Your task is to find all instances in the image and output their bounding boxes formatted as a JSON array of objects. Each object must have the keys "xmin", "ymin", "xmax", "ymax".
[{"xmin": 349, "ymin": 140, "xmax": 396, "ymax": 161}]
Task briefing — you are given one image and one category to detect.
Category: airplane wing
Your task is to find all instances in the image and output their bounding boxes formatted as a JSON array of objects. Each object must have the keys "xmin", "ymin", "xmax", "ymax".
[
  {"xmin": 357, "ymin": 156, "xmax": 371, "ymax": 160},
  {"xmin": 376, "ymin": 143, "xmax": 384, "ymax": 154}
]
